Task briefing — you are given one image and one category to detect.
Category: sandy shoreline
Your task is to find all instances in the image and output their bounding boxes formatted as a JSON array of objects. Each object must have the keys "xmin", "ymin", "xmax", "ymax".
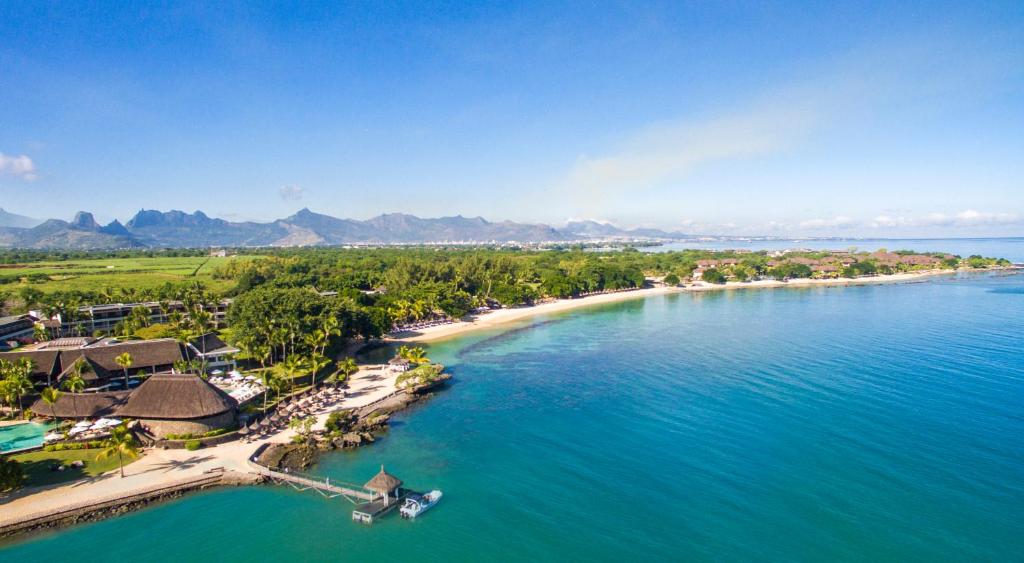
[
  {"xmin": 0, "ymin": 365, "xmax": 405, "ymax": 529},
  {"xmin": 391, "ymin": 269, "xmax": 959, "ymax": 343}
]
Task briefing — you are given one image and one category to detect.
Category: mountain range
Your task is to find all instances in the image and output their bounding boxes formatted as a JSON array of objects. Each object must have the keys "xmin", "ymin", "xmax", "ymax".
[
  {"xmin": 0, "ymin": 208, "xmax": 41, "ymax": 229},
  {"xmin": 0, "ymin": 209, "xmax": 694, "ymax": 249}
]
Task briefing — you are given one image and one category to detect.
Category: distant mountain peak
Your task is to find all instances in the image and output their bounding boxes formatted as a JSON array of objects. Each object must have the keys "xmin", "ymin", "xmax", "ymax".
[
  {"xmin": 0, "ymin": 208, "xmax": 41, "ymax": 229},
  {"xmin": 70, "ymin": 211, "xmax": 100, "ymax": 230}
]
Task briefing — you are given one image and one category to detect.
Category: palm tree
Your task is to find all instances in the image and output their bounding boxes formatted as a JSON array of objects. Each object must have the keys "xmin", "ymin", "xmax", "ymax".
[
  {"xmin": 115, "ymin": 352, "xmax": 133, "ymax": 389},
  {"xmin": 336, "ymin": 357, "xmax": 359, "ymax": 384},
  {"xmin": 307, "ymin": 353, "xmax": 330, "ymax": 388},
  {"xmin": 61, "ymin": 360, "xmax": 89, "ymax": 419},
  {"xmin": 257, "ymin": 370, "xmax": 279, "ymax": 411},
  {"xmin": 283, "ymin": 355, "xmax": 306, "ymax": 392},
  {"xmin": 398, "ymin": 345, "xmax": 429, "ymax": 364},
  {"xmin": 41, "ymin": 386, "xmax": 62, "ymax": 425},
  {"xmin": 96, "ymin": 424, "xmax": 140, "ymax": 478},
  {"xmin": 8, "ymin": 365, "xmax": 32, "ymax": 415}
]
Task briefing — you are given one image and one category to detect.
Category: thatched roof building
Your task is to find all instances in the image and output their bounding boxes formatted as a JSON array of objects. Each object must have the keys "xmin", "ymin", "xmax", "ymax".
[
  {"xmin": 59, "ymin": 339, "xmax": 183, "ymax": 382},
  {"xmin": 116, "ymin": 374, "xmax": 238, "ymax": 438},
  {"xmin": 1, "ymin": 338, "xmax": 185, "ymax": 388},
  {"xmin": 30, "ymin": 391, "xmax": 130, "ymax": 419},
  {"xmin": 364, "ymin": 465, "xmax": 403, "ymax": 494}
]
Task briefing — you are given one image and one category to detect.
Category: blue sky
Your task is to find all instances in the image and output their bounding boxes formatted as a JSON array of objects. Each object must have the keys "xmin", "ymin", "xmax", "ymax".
[{"xmin": 1, "ymin": 2, "xmax": 1022, "ymax": 236}]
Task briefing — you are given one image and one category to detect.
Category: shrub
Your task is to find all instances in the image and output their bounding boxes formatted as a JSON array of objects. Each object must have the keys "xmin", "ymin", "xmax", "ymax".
[
  {"xmin": 395, "ymin": 364, "xmax": 445, "ymax": 389},
  {"xmin": 701, "ymin": 268, "xmax": 726, "ymax": 284},
  {"xmin": 43, "ymin": 440, "xmax": 105, "ymax": 452},
  {"xmin": 0, "ymin": 458, "xmax": 24, "ymax": 493},
  {"xmin": 184, "ymin": 440, "xmax": 202, "ymax": 451},
  {"xmin": 663, "ymin": 273, "xmax": 680, "ymax": 286}
]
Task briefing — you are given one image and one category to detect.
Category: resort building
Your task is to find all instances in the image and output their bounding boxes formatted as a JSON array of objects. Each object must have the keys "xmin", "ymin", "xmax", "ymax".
[
  {"xmin": 34, "ymin": 299, "xmax": 233, "ymax": 337},
  {"xmin": 187, "ymin": 333, "xmax": 240, "ymax": 372},
  {"xmin": 0, "ymin": 314, "xmax": 37, "ymax": 348},
  {"xmin": 115, "ymin": 373, "xmax": 238, "ymax": 438},
  {"xmin": 0, "ymin": 337, "xmax": 186, "ymax": 389}
]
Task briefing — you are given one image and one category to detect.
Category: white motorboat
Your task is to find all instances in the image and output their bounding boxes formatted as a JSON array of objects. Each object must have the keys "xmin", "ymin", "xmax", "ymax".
[{"xmin": 399, "ymin": 490, "xmax": 443, "ymax": 519}]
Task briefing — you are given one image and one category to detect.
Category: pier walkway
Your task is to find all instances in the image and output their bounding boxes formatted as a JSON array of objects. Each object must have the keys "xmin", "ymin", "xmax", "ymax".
[{"xmin": 248, "ymin": 462, "xmax": 375, "ymax": 503}]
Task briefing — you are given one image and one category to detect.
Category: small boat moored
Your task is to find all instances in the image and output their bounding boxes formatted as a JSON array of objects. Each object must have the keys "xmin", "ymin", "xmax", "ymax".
[{"xmin": 400, "ymin": 490, "xmax": 443, "ymax": 519}]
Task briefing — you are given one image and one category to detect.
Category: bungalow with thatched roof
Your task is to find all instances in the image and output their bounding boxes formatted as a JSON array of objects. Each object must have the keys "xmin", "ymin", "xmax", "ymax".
[
  {"xmin": 1, "ymin": 337, "xmax": 185, "ymax": 389},
  {"xmin": 115, "ymin": 373, "xmax": 237, "ymax": 438},
  {"xmin": 30, "ymin": 391, "xmax": 130, "ymax": 419},
  {"xmin": 1, "ymin": 349, "xmax": 62, "ymax": 386}
]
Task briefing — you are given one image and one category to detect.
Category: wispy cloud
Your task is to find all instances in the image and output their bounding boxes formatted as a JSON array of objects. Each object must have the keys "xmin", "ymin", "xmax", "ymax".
[
  {"xmin": 0, "ymin": 153, "xmax": 37, "ymax": 180},
  {"xmin": 556, "ymin": 31, "xmax": 1021, "ymax": 221},
  {"xmin": 798, "ymin": 216, "xmax": 858, "ymax": 230},
  {"xmin": 871, "ymin": 210, "xmax": 1020, "ymax": 229},
  {"xmin": 279, "ymin": 185, "xmax": 304, "ymax": 201},
  {"xmin": 565, "ymin": 107, "xmax": 816, "ymax": 196}
]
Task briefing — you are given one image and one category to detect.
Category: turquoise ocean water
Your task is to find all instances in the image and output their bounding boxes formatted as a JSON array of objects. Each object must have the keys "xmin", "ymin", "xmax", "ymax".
[{"xmin": 2, "ymin": 270, "xmax": 1023, "ymax": 561}]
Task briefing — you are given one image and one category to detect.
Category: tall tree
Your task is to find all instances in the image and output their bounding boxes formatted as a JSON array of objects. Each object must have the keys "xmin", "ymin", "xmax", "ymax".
[
  {"xmin": 115, "ymin": 352, "xmax": 133, "ymax": 389},
  {"xmin": 41, "ymin": 386, "xmax": 62, "ymax": 425},
  {"xmin": 61, "ymin": 360, "xmax": 89, "ymax": 418},
  {"xmin": 96, "ymin": 424, "xmax": 140, "ymax": 478}
]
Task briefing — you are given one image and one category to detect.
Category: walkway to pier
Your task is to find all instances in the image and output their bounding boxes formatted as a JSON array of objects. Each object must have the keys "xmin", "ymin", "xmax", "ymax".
[{"xmin": 248, "ymin": 461, "xmax": 375, "ymax": 504}]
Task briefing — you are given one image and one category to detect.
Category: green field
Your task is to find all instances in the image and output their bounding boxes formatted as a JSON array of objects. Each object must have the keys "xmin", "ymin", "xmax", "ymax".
[{"xmin": 0, "ymin": 256, "xmax": 252, "ymax": 294}]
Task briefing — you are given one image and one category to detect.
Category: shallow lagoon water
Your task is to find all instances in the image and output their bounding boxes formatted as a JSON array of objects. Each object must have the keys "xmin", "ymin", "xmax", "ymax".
[{"xmin": 2, "ymin": 271, "xmax": 1023, "ymax": 561}]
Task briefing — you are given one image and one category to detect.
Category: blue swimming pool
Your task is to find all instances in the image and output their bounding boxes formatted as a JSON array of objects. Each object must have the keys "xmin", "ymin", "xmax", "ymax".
[{"xmin": 0, "ymin": 422, "xmax": 49, "ymax": 453}]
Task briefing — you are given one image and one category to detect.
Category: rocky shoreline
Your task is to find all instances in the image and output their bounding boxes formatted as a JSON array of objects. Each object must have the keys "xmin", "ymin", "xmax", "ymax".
[{"xmin": 256, "ymin": 378, "xmax": 450, "ymax": 473}]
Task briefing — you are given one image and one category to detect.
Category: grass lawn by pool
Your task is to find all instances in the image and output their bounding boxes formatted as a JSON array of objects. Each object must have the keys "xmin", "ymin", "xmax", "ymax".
[{"xmin": 10, "ymin": 449, "xmax": 143, "ymax": 487}]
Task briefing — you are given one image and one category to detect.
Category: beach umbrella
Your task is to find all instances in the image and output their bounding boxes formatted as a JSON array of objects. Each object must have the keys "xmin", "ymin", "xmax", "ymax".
[
  {"xmin": 270, "ymin": 413, "xmax": 281, "ymax": 423},
  {"xmin": 259, "ymin": 418, "xmax": 270, "ymax": 427},
  {"xmin": 238, "ymin": 426, "xmax": 249, "ymax": 436}
]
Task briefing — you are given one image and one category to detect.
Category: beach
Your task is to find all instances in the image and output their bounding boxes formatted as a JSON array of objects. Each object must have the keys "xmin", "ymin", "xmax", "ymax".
[{"xmin": 391, "ymin": 269, "xmax": 956, "ymax": 343}]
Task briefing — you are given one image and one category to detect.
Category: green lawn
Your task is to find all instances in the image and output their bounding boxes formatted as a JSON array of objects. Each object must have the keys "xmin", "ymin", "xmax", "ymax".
[
  {"xmin": 10, "ymin": 449, "xmax": 142, "ymax": 486},
  {"xmin": 0, "ymin": 255, "xmax": 254, "ymax": 294}
]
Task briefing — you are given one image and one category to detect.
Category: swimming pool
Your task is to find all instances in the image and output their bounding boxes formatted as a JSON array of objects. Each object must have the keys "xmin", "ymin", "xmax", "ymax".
[{"xmin": 0, "ymin": 422, "xmax": 49, "ymax": 453}]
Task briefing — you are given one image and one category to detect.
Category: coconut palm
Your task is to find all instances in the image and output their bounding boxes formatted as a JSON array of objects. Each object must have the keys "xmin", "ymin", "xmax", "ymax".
[
  {"xmin": 257, "ymin": 370, "xmax": 279, "ymax": 411},
  {"xmin": 398, "ymin": 345, "xmax": 429, "ymax": 364},
  {"xmin": 336, "ymin": 357, "xmax": 359, "ymax": 382},
  {"xmin": 61, "ymin": 360, "xmax": 89, "ymax": 418},
  {"xmin": 41, "ymin": 386, "xmax": 62, "ymax": 425},
  {"xmin": 307, "ymin": 353, "xmax": 330, "ymax": 387},
  {"xmin": 283, "ymin": 355, "xmax": 307, "ymax": 391},
  {"xmin": 114, "ymin": 352, "xmax": 133, "ymax": 389},
  {"xmin": 7, "ymin": 366, "xmax": 32, "ymax": 415},
  {"xmin": 96, "ymin": 424, "xmax": 140, "ymax": 478}
]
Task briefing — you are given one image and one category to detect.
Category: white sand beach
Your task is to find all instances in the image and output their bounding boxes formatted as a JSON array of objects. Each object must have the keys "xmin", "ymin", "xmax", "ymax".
[{"xmin": 391, "ymin": 270, "xmax": 956, "ymax": 343}]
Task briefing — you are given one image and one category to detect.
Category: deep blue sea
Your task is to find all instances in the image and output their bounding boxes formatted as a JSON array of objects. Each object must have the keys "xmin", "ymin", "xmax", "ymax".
[{"xmin": 2, "ymin": 270, "xmax": 1023, "ymax": 560}]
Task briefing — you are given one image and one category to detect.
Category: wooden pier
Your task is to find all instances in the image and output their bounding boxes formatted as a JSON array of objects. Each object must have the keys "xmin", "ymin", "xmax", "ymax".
[{"xmin": 248, "ymin": 450, "xmax": 414, "ymax": 524}]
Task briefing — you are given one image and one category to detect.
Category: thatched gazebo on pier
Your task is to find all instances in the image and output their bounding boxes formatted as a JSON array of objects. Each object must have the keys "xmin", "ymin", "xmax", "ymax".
[{"xmin": 364, "ymin": 465, "xmax": 403, "ymax": 505}]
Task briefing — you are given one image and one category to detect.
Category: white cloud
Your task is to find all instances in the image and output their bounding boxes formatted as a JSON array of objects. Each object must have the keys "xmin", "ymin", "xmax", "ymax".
[
  {"xmin": 565, "ymin": 107, "xmax": 816, "ymax": 196},
  {"xmin": 0, "ymin": 153, "xmax": 37, "ymax": 180},
  {"xmin": 869, "ymin": 210, "xmax": 1021, "ymax": 229},
  {"xmin": 951, "ymin": 209, "xmax": 1019, "ymax": 226},
  {"xmin": 279, "ymin": 185, "xmax": 304, "ymax": 201},
  {"xmin": 798, "ymin": 216, "xmax": 858, "ymax": 230}
]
